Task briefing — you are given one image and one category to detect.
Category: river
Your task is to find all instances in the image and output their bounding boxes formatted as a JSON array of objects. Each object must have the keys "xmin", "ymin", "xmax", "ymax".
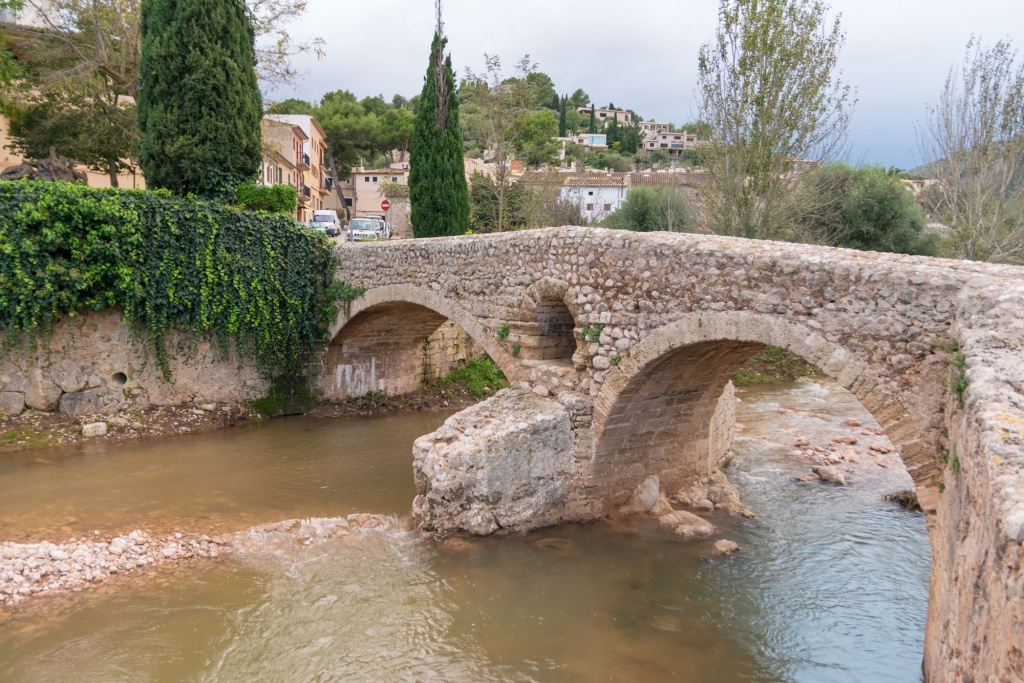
[{"xmin": 0, "ymin": 379, "xmax": 929, "ymax": 682}]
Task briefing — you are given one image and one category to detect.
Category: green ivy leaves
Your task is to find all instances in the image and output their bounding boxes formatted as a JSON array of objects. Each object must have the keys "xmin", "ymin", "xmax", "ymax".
[{"xmin": 0, "ymin": 180, "xmax": 346, "ymax": 380}]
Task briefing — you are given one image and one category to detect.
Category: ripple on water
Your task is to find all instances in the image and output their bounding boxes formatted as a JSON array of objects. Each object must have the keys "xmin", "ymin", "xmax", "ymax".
[{"xmin": 0, "ymin": 378, "xmax": 930, "ymax": 682}]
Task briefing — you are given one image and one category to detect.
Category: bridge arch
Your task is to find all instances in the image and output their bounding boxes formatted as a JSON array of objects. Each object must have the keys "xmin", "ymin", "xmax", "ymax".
[
  {"xmin": 590, "ymin": 311, "xmax": 938, "ymax": 513},
  {"xmin": 519, "ymin": 277, "xmax": 581, "ymax": 363},
  {"xmin": 321, "ymin": 285, "xmax": 520, "ymax": 399}
]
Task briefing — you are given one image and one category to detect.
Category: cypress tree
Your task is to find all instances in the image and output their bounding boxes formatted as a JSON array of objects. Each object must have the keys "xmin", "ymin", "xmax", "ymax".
[
  {"xmin": 588, "ymin": 104, "xmax": 597, "ymax": 134},
  {"xmin": 558, "ymin": 96, "xmax": 567, "ymax": 137},
  {"xmin": 409, "ymin": 31, "xmax": 470, "ymax": 237},
  {"xmin": 137, "ymin": 0, "xmax": 263, "ymax": 198}
]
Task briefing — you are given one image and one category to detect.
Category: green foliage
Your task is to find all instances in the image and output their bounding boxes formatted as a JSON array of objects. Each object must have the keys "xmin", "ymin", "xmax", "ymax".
[
  {"xmin": 698, "ymin": 0, "xmax": 853, "ymax": 239},
  {"xmin": 511, "ymin": 343, "xmax": 521, "ymax": 357},
  {"xmin": 940, "ymin": 449, "xmax": 961, "ymax": 474},
  {"xmin": 138, "ymin": 0, "xmax": 263, "ymax": 198},
  {"xmin": 2, "ymin": 0, "xmax": 142, "ymax": 185},
  {"xmin": 604, "ymin": 186, "xmax": 696, "ymax": 233},
  {"xmin": 340, "ymin": 390, "xmax": 390, "ymax": 410},
  {"xmin": 409, "ymin": 33, "xmax": 470, "ymax": 237},
  {"xmin": 434, "ymin": 355, "xmax": 509, "ymax": 399},
  {"xmin": 796, "ymin": 164, "xmax": 937, "ymax": 255},
  {"xmin": 0, "ymin": 181, "xmax": 346, "ymax": 380},
  {"xmin": 732, "ymin": 347, "xmax": 818, "ymax": 385},
  {"xmin": 609, "ymin": 354, "xmax": 622, "ymax": 366},
  {"xmin": 580, "ymin": 324, "xmax": 604, "ymax": 342},
  {"xmin": 234, "ymin": 183, "xmax": 298, "ymax": 214},
  {"xmin": 496, "ymin": 323, "xmax": 511, "ymax": 340},
  {"xmin": 951, "ymin": 349, "xmax": 968, "ymax": 409},
  {"xmin": 514, "ymin": 109, "xmax": 559, "ymax": 166},
  {"xmin": 469, "ymin": 171, "xmax": 529, "ymax": 232}
]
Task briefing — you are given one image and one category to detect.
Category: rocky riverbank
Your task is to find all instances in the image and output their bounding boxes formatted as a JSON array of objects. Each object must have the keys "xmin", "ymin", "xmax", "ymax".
[
  {"xmin": 0, "ymin": 514, "xmax": 406, "ymax": 612},
  {"xmin": 0, "ymin": 402, "xmax": 254, "ymax": 455}
]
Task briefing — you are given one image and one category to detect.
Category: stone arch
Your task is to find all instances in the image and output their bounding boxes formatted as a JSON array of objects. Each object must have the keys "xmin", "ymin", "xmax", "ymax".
[
  {"xmin": 519, "ymin": 278, "xmax": 580, "ymax": 363},
  {"xmin": 590, "ymin": 311, "xmax": 936, "ymax": 512},
  {"xmin": 322, "ymin": 285, "xmax": 519, "ymax": 400}
]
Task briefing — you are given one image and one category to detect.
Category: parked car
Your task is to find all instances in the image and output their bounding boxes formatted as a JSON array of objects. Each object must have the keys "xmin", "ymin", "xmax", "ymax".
[
  {"xmin": 347, "ymin": 217, "xmax": 380, "ymax": 241},
  {"xmin": 368, "ymin": 215, "xmax": 393, "ymax": 238},
  {"xmin": 311, "ymin": 210, "xmax": 342, "ymax": 237}
]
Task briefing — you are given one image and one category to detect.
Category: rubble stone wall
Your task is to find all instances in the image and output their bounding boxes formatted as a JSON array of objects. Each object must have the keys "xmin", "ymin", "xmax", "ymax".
[{"xmin": 0, "ymin": 308, "xmax": 268, "ymax": 417}]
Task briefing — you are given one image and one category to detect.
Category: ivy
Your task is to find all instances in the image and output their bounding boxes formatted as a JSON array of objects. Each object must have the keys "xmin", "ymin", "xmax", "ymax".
[{"xmin": 0, "ymin": 180, "xmax": 353, "ymax": 380}]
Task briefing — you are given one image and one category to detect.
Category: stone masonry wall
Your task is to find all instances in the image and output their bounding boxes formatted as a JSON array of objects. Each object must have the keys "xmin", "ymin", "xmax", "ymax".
[
  {"xmin": 330, "ymin": 227, "xmax": 1024, "ymax": 681},
  {"xmin": 0, "ymin": 308, "xmax": 269, "ymax": 418},
  {"xmin": 421, "ymin": 321, "xmax": 485, "ymax": 382}
]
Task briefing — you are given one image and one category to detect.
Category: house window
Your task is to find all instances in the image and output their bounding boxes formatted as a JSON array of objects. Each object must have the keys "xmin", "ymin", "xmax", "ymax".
[
  {"xmin": 364, "ymin": 177, "xmax": 370, "ymax": 182},
  {"xmin": 603, "ymin": 203, "xmax": 612, "ymax": 211},
  {"xmin": 345, "ymin": 198, "xmax": 353, "ymax": 207},
  {"xmin": 586, "ymin": 203, "xmax": 594, "ymax": 211},
  {"xmin": 599, "ymin": 112, "xmax": 606, "ymax": 117},
  {"xmin": 391, "ymin": 176, "xmax": 397, "ymax": 182},
  {"xmin": 372, "ymin": 176, "xmax": 378, "ymax": 182},
  {"xmin": 588, "ymin": 191, "xmax": 594, "ymax": 196}
]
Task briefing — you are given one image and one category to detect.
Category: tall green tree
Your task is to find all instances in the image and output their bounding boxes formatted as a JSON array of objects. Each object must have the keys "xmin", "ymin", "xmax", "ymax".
[
  {"xmin": 138, "ymin": 0, "xmax": 263, "ymax": 198},
  {"xmin": 697, "ymin": 0, "xmax": 854, "ymax": 239},
  {"xmin": 558, "ymin": 96, "xmax": 567, "ymax": 137},
  {"xmin": 588, "ymin": 104, "xmax": 596, "ymax": 134},
  {"xmin": 409, "ymin": 24, "xmax": 470, "ymax": 237}
]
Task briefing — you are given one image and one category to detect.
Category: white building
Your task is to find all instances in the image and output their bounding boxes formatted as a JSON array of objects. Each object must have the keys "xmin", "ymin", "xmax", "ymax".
[{"xmin": 520, "ymin": 172, "xmax": 629, "ymax": 223}]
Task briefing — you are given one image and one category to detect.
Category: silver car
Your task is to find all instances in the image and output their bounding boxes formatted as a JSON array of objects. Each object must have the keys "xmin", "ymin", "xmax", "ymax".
[{"xmin": 346, "ymin": 217, "xmax": 379, "ymax": 241}]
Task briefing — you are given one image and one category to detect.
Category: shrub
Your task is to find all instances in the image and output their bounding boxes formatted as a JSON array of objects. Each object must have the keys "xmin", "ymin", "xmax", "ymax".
[
  {"xmin": 235, "ymin": 183, "xmax": 298, "ymax": 215},
  {"xmin": 0, "ymin": 180, "xmax": 350, "ymax": 379}
]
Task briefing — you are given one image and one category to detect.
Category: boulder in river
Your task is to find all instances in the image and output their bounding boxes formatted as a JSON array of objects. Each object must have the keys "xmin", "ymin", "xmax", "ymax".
[
  {"xmin": 812, "ymin": 465, "xmax": 846, "ymax": 486},
  {"xmin": 412, "ymin": 389, "xmax": 573, "ymax": 535},
  {"xmin": 658, "ymin": 510, "xmax": 716, "ymax": 540}
]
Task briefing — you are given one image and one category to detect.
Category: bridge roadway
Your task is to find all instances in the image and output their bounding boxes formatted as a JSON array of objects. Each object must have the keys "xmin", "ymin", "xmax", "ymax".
[{"xmin": 325, "ymin": 226, "xmax": 1024, "ymax": 681}]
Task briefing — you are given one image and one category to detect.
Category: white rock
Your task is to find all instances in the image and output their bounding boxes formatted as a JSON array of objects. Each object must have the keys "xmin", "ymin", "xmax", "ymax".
[{"xmin": 81, "ymin": 422, "xmax": 107, "ymax": 438}]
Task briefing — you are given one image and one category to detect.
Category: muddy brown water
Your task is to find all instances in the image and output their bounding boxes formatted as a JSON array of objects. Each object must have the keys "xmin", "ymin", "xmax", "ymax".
[{"xmin": 0, "ymin": 380, "xmax": 929, "ymax": 682}]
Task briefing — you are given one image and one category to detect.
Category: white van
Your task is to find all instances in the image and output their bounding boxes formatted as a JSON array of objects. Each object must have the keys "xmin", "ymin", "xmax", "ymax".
[{"xmin": 311, "ymin": 210, "xmax": 342, "ymax": 237}]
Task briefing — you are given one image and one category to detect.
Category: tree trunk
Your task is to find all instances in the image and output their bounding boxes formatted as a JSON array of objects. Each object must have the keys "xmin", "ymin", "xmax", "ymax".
[
  {"xmin": 327, "ymin": 151, "xmax": 350, "ymax": 221},
  {"xmin": 107, "ymin": 158, "xmax": 119, "ymax": 188}
]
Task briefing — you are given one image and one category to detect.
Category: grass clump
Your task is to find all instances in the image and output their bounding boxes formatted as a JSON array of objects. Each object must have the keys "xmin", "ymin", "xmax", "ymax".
[
  {"xmin": 434, "ymin": 355, "xmax": 509, "ymax": 399},
  {"xmin": 733, "ymin": 347, "xmax": 819, "ymax": 385}
]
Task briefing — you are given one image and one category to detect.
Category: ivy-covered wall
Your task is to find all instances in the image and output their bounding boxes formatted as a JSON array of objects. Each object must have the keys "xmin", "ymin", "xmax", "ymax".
[{"xmin": 0, "ymin": 180, "xmax": 341, "ymax": 381}]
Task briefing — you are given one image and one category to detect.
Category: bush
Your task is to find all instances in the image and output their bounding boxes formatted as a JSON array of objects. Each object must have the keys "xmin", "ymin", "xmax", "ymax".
[
  {"xmin": 795, "ymin": 164, "xmax": 937, "ymax": 255},
  {"xmin": 0, "ymin": 180, "xmax": 346, "ymax": 378},
  {"xmin": 604, "ymin": 186, "xmax": 697, "ymax": 233},
  {"xmin": 235, "ymin": 183, "xmax": 298, "ymax": 215}
]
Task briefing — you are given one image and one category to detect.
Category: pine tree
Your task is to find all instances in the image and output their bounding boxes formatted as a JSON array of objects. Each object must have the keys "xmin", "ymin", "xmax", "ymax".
[
  {"xmin": 137, "ymin": 0, "xmax": 263, "ymax": 198},
  {"xmin": 409, "ymin": 28, "xmax": 470, "ymax": 237},
  {"xmin": 558, "ymin": 96, "xmax": 567, "ymax": 137}
]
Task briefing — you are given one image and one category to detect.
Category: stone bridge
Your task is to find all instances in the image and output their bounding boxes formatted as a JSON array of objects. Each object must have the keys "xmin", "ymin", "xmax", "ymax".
[{"xmin": 325, "ymin": 226, "xmax": 1024, "ymax": 681}]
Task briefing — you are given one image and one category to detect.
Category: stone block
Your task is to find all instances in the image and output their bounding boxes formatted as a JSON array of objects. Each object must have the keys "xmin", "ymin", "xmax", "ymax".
[
  {"xmin": 23, "ymin": 369, "xmax": 62, "ymax": 411},
  {"xmin": 81, "ymin": 422, "xmax": 107, "ymax": 438},
  {"xmin": 0, "ymin": 392, "xmax": 25, "ymax": 416},
  {"xmin": 50, "ymin": 359, "xmax": 85, "ymax": 394},
  {"xmin": 59, "ymin": 391, "xmax": 104, "ymax": 417},
  {"xmin": 413, "ymin": 389, "xmax": 573, "ymax": 535}
]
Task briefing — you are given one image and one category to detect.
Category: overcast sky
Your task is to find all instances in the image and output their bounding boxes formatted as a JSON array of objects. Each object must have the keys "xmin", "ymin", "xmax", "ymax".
[{"xmin": 271, "ymin": 0, "xmax": 1023, "ymax": 170}]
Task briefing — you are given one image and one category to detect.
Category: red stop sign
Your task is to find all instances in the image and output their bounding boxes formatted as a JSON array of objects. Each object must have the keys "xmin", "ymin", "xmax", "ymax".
[{"xmin": 381, "ymin": 199, "xmax": 391, "ymax": 211}]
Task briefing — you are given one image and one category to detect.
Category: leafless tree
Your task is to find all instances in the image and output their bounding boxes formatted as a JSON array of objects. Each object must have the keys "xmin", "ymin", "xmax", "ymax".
[{"xmin": 918, "ymin": 37, "xmax": 1024, "ymax": 264}]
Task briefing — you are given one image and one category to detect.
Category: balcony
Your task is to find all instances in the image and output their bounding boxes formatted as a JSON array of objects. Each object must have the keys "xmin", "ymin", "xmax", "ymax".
[{"xmin": 303, "ymin": 185, "xmax": 311, "ymax": 198}]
